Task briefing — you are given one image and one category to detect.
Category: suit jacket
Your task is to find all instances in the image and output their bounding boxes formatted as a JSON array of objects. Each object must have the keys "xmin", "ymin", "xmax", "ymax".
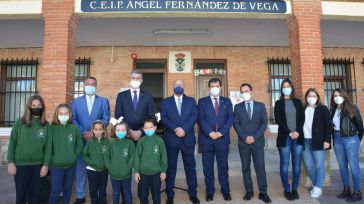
[
  {"xmin": 197, "ymin": 96, "xmax": 234, "ymax": 145},
  {"xmin": 233, "ymin": 101, "xmax": 268, "ymax": 148},
  {"xmin": 115, "ymin": 89, "xmax": 156, "ymax": 132},
  {"xmin": 274, "ymin": 98, "xmax": 305, "ymax": 147},
  {"xmin": 305, "ymin": 105, "xmax": 332, "ymax": 150},
  {"xmin": 71, "ymin": 95, "xmax": 110, "ymax": 136},
  {"xmin": 160, "ymin": 95, "xmax": 198, "ymax": 148}
]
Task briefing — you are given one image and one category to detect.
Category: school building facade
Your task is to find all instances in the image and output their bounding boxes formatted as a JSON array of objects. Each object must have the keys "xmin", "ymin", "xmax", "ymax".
[{"xmin": 0, "ymin": 0, "xmax": 364, "ymax": 162}]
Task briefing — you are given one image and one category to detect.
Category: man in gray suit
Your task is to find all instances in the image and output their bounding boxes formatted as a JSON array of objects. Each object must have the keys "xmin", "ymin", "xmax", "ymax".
[{"xmin": 233, "ymin": 83, "xmax": 272, "ymax": 203}]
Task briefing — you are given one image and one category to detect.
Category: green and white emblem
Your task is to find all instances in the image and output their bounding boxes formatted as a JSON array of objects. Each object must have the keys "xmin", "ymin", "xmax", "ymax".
[
  {"xmin": 122, "ymin": 148, "xmax": 128, "ymax": 157},
  {"xmin": 153, "ymin": 145, "xmax": 159, "ymax": 154},
  {"xmin": 37, "ymin": 129, "xmax": 45, "ymax": 139},
  {"xmin": 67, "ymin": 134, "xmax": 74, "ymax": 143}
]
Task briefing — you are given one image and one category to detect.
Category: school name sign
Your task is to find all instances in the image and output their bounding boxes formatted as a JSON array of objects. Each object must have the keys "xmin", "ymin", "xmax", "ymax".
[{"xmin": 81, "ymin": 0, "xmax": 287, "ymax": 13}]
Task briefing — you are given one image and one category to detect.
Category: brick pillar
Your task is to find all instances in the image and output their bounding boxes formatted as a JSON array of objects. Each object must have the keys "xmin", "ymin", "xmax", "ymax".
[
  {"xmin": 39, "ymin": 0, "xmax": 79, "ymax": 119},
  {"xmin": 286, "ymin": 0, "xmax": 330, "ymax": 186},
  {"xmin": 286, "ymin": 0, "xmax": 324, "ymax": 98}
]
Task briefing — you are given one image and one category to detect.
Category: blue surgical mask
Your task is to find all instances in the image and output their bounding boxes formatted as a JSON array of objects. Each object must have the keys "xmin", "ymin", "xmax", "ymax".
[
  {"xmin": 58, "ymin": 115, "xmax": 69, "ymax": 124},
  {"xmin": 116, "ymin": 131, "xmax": 126, "ymax": 139},
  {"xmin": 282, "ymin": 87, "xmax": 292, "ymax": 96},
  {"xmin": 144, "ymin": 129, "xmax": 155, "ymax": 137},
  {"xmin": 174, "ymin": 86, "xmax": 184, "ymax": 95},
  {"xmin": 85, "ymin": 86, "xmax": 96, "ymax": 95}
]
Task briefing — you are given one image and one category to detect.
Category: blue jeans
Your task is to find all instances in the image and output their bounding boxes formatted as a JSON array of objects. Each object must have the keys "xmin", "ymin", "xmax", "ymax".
[
  {"xmin": 49, "ymin": 166, "xmax": 76, "ymax": 204},
  {"xmin": 303, "ymin": 139, "xmax": 326, "ymax": 188},
  {"xmin": 111, "ymin": 177, "xmax": 132, "ymax": 204},
  {"xmin": 278, "ymin": 137, "xmax": 304, "ymax": 192},
  {"xmin": 334, "ymin": 133, "xmax": 362, "ymax": 191},
  {"xmin": 75, "ymin": 156, "xmax": 88, "ymax": 198}
]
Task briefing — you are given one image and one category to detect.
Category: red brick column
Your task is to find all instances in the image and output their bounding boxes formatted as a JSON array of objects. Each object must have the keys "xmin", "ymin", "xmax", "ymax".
[
  {"xmin": 286, "ymin": 0, "xmax": 324, "ymax": 98},
  {"xmin": 39, "ymin": 0, "xmax": 79, "ymax": 119}
]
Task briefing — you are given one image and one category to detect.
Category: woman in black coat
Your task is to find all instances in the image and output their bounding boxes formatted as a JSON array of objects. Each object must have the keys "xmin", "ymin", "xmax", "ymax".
[
  {"xmin": 302, "ymin": 88, "xmax": 331, "ymax": 198},
  {"xmin": 274, "ymin": 78, "xmax": 304, "ymax": 201}
]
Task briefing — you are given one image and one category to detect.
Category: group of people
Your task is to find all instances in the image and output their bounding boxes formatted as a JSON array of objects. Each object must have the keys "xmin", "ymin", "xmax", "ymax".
[{"xmin": 7, "ymin": 70, "xmax": 364, "ymax": 204}]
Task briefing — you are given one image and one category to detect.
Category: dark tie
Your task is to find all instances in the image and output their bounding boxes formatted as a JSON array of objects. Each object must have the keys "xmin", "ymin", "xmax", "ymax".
[
  {"xmin": 132, "ymin": 91, "xmax": 138, "ymax": 111},
  {"xmin": 247, "ymin": 102, "xmax": 252, "ymax": 120},
  {"xmin": 214, "ymin": 98, "xmax": 219, "ymax": 131},
  {"xmin": 214, "ymin": 98, "xmax": 219, "ymax": 116}
]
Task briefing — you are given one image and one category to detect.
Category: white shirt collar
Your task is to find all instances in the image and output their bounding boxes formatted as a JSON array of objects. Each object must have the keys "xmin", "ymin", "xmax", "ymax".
[
  {"xmin": 130, "ymin": 88, "xmax": 140, "ymax": 95},
  {"xmin": 210, "ymin": 95, "xmax": 220, "ymax": 100},
  {"xmin": 86, "ymin": 94, "xmax": 95, "ymax": 100},
  {"xmin": 174, "ymin": 94, "xmax": 183, "ymax": 101}
]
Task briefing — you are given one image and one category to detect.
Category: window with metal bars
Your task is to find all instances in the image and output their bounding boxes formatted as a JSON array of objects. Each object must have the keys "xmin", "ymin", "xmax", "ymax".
[
  {"xmin": 0, "ymin": 58, "xmax": 38, "ymax": 127},
  {"xmin": 74, "ymin": 57, "xmax": 91, "ymax": 98},
  {"xmin": 267, "ymin": 57, "xmax": 356, "ymax": 123},
  {"xmin": 267, "ymin": 58, "xmax": 291, "ymax": 123}
]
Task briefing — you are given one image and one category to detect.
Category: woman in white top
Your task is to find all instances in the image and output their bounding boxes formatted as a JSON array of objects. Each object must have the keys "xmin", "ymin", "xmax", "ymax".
[{"xmin": 302, "ymin": 88, "xmax": 331, "ymax": 198}]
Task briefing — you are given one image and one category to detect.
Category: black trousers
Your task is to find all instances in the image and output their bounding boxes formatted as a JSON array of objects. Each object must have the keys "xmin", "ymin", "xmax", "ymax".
[
  {"xmin": 238, "ymin": 144, "xmax": 268, "ymax": 193},
  {"xmin": 87, "ymin": 170, "xmax": 108, "ymax": 204},
  {"xmin": 14, "ymin": 164, "xmax": 42, "ymax": 204},
  {"xmin": 138, "ymin": 173, "xmax": 161, "ymax": 204}
]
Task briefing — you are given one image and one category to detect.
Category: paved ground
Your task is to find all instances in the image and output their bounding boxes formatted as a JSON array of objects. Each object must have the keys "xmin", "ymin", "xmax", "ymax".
[{"xmin": 1, "ymin": 148, "xmax": 364, "ymax": 204}]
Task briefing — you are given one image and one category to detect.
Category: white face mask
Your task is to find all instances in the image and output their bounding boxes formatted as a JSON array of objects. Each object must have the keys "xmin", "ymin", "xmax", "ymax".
[
  {"xmin": 334, "ymin": 96, "xmax": 344, "ymax": 105},
  {"xmin": 241, "ymin": 93, "xmax": 252, "ymax": 101},
  {"xmin": 210, "ymin": 87, "xmax": 220, "ymax": 96},
  {"xmin": 307, "ymin": 97, "xmax": 317, "ymax": 106},
  {"xmin": 58, "ymin": 115, "xmax": 69, "ymax": 124},
  {"xmin": 130, "ymin": 80, "xmax": 141, "ymax": 89}
]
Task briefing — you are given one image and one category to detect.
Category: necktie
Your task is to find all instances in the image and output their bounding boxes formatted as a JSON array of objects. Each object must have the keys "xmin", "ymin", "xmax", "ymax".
[
  {"xmin": 177, "ymin": 97, "xmax": 182, "ymax": 116},
  {"xmin": 214, "ymin": 98, "xmax": 219, "ymax": 131},
  {"xmin": 132, "ymin": 91, "xmax": 138, "ymax": 112},
  {"xmin": 247, "ymin": 102, "xmax": 252, "ymax": 120},
  {"xmin": 214, "ymin": 98, "xmax": 219, "ymax": 116},
  {"xmin": 87, "ymin": 96, "xmax": 93, "ymax": 115}
]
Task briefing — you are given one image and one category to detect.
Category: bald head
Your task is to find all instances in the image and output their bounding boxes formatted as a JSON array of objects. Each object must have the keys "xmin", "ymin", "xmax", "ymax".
[{"xmin": 173, "ymin": 79, "xmax": 184, "ymax": 88}]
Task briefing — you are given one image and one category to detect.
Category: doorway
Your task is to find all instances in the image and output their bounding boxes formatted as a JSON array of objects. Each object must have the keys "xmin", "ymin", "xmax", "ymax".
[{"xmin": 194, "ymin": 59, "xmax": 227, "ymax": 101}]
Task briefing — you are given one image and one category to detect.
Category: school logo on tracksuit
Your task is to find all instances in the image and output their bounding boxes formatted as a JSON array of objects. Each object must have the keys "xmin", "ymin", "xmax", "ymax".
[
  {"xmin": 101, "ymin": 145, "xmax": 107, "ymax": 154},
  {"xmin": 153, "ymin": 145, "xmax": 159, "ymax": 155},
  {"xmin": 37, "ymin": 129, "xmax": 45, "ymax": 139},
  {"xmin": 67, "ymin": 134, "xmax": 73, "ymax": 143},
  {"xmin": 122, "ymin": 148, "xmax": 128, "ymax": 157}
]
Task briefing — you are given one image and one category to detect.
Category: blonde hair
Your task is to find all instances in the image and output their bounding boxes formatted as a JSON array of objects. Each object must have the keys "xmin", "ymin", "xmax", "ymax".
[
  {"xmin": 91, "ymin": 120, "xmax": 108, "ymax": 139},
  {"xmin": 52, "ymin": 104, "xmax": 72, "ymax": 125}
]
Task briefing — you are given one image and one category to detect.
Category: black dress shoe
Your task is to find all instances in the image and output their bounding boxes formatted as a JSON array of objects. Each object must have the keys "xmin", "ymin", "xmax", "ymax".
[
  {"xmin": 258, "ymin": 193, "xmax": 272, "ymax": 203},
  {"xmin": 189, "ymin": 196, "xmax": 200, "ymax": 204},
  {"xmin": 291, "ymin": 190, "xmax": 299, "ymax": 200},
  {"xmin": 243, "ymin": 192, "xmax": 254, "ymax": 200},
  {"xmin": 205, "ymin": 194, "xmax": 214, "ymax": 202},
  {"xmin": 337, "ymin": 187, "xmax": 352, "ymax": 199},
  {"xmin": 284, "ymin": 191, "xmax": 294, "ymax": 201},
  {"xmin": 166, "ymin": 197, "xmax": 174, "ymax": 204},
  {"xmin": 223, "ymin": 193, "xmax": 232, "ymax": 201},
  {"xmin": 73, "ymin": 198, "xmax": 86, "ymax": 204},
  {"xmin": 346, "ymin": 191, "xmax": 362, "ymax": 202}
]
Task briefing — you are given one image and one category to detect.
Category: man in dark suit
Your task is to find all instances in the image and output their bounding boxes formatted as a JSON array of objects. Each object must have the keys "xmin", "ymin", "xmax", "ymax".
[
  {"xmin": 115, "ymin": 70, "xmax": 156, "ymax": 141},
  {"xmin": 233, "ymin": 83, "xmax": 271, "ymax": 203},
  {"xmin": 197, "ymin": 78, "xmax": 234, "ymax": 202},
  {"xmin": 160, "ymin": 79, "xmax": 200, "ymax": 204}
]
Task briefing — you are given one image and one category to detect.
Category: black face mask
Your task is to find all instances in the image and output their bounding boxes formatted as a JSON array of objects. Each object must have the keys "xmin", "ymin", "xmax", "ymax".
[{"xmin": 31, "ymin": 108, "xmax": 43, "ymax": 116}]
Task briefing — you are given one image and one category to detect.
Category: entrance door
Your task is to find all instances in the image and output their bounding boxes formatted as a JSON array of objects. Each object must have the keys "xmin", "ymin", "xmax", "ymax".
[{"xmin": 194, "ymin": 59, "xmax": 227, "ymax": 101}]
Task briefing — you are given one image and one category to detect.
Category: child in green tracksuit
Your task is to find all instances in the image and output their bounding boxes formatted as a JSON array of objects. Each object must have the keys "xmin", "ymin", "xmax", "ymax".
[
  {"xmin": 103, "ymin": 121, "xmax": 135, "ymax": 204},
  {"xmin": 44, "ymin": 104, "xmax": 83, "ymax": 204},
  {"xmin": 7, "ymin": 95, "xmax": 50, "ymax": 204},
  {"xmin": 82, "ymin": 120, "xmax": 109, "ymax": 204},
  {"xmin": 134, "ymin": 117, "xmax": 168, "ymax": 204}
]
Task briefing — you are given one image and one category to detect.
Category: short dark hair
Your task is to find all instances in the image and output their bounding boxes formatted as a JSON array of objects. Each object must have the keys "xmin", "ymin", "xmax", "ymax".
[
  {"xmin": 240, "ymin": 83, "xmax": 253, "ymax": 91},
  {"xmin": 208, "ymin": 78, "xmax": 222, "ymax": 87},
  {"xmin": 85, "ymin": 76, "xmax": 97, "ymax": 83},
  {"xmin": 144, "ymin": 116, "xmax": 157, "ymax": 126}
]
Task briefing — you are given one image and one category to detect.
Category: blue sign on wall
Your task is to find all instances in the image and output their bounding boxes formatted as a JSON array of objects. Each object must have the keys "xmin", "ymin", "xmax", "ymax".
[{"xmin": 81, "ymin": 0, "xmax": 287, "ymax": 13}]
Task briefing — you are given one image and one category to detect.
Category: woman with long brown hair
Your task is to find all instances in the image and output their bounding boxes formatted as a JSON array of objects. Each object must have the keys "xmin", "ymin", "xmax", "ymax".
[
  {"xmin": 7, "ymin": 95, "xmax": 50, "ymax": 204},
  {"xmin": 302, "ymin": 88, "xmax": 331, "ymax": 198},
  {"xmin": 274, "ymin": 78, "xmax": 305, "ymax": 201},
  {"xmin": 330, "ymin": 88, "xmax": 363, "ymax": 202}
]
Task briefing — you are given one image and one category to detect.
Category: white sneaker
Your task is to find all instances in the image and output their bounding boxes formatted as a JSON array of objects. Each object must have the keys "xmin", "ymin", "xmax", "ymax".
[
  {"xmin": 310, "ymin": 186, "xmax": 316, "ymax": 194},
  {"xmin": 310, "ymin": 187, "xmax": 322, "ymax": 198}
]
